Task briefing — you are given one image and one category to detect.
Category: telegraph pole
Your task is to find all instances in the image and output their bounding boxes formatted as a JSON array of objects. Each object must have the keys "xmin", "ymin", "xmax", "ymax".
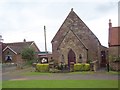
[{"xmin": 44, "ymin": 26, "xmax": 47, "ymax": 53}]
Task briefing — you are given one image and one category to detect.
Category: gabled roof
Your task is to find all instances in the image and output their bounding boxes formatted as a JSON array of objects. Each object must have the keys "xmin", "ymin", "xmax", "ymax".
[
  {"xmin": 51, "ymin": 8, "xmax": 101, "ymax": 49},
  {"xmin": 3, "ymin": 46, "xmax": 17, "ymax": 54},
  {"xmin": 57, "ymin": 29, "xmax": 88, "ymax": 50},
  {"xmin": 3, "ymin": 41, "xmax": 40, "ymax": 54},
  {"xmin": 109, "ymin": 27, "xmax": 120, "ymax": 46}
]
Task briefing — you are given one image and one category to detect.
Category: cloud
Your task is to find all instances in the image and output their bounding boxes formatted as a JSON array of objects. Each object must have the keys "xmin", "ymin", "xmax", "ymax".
[{"xmin": 0, "ymin": 0, "xmax": 118, "ymax": 51}]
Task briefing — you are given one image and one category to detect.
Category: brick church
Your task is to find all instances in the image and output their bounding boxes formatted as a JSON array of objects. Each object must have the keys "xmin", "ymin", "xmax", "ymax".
[{"xmin": 51, "ymin": 9, "xmax": 108, "ymax": 68}]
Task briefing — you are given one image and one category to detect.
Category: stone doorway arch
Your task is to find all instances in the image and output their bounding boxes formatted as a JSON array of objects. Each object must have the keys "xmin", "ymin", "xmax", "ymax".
[{"xmin": 68, "ymin": 49, "xmax": 76, "ymax": 67}]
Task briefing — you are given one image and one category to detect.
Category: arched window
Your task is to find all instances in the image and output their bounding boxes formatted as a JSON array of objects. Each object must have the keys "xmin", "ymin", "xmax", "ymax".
[
  {"xmin": 79, "ymin": 54, "xmax": 82, "ymax": 63},
  {"xmin": 61, "ymin": 54, "xmax": 64, "ymax": 63}
]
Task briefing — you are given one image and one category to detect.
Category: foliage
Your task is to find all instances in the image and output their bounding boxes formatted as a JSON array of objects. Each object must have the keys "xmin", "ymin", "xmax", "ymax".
[
  {"xmin": 21, "ymin": 47, "xmax": 35, "ymax": 62},
  {"xmin": 84, "ymin": 64, "xmax": 90, "ymax": 71},
  {"xmin": 49, "ymin": 68, "xmax": 61, "ymax": 73},
  {"xmin": 36, "ymin": 64, "xmax": 49, "ymax": 72},
  {"xmin": 74, "ymin": 63, "xmax": 82, "ymax": 71},
  {"xmin": 58, "ymin": 63, "xmax": 68, "ymax": 70},
  {"xmin": 109, "ymin": 55, "xmax": 120, "ymax": 62},
  {"xmin": 74, "ymin": 63, "xmax": 90, "ymax": 71},
  {"xmin": 87, "ymin": 59, "xmax": 92, "ymax": 64}
]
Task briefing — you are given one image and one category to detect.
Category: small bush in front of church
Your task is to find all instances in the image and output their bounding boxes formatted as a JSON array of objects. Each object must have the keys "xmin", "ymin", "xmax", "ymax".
[
  {"xmin": 74, "ymin": 63, "xmax": 82, "ymax": 71},
  {"xmin": 36, "ymin": 64, "xmax": 49, "ymax": 72},
  {"xmin": 74, "ymin": 63, "xmax": 90, "ymax": 71},
  {"xmin": 84, "ymin": 63, "xmax": 90, "ymax": 71}
]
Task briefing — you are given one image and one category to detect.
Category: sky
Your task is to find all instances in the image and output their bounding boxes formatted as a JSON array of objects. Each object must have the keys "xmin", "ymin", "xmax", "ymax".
[{"xmin": 0, "ymin": 0, "xmax": 119, "ymax": 52}]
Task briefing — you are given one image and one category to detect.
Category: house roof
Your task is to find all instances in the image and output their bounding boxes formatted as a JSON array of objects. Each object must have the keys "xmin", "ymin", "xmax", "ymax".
[
  {"xmin": 109, "ymin": 27, "xmax": 120, "ymax": 46},
  {"xmin": 3, "ymin": 41, "xmax": 40, "ymax": 54}
]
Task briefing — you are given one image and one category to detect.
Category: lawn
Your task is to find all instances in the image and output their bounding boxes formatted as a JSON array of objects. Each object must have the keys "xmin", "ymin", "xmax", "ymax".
[
  {"xmin": 2, "ymin": 80, "xmax": 118, "ymax": 88},
  {"xmin": 0, "ymin": 81, "xmax": 2, "ymax": 89}
]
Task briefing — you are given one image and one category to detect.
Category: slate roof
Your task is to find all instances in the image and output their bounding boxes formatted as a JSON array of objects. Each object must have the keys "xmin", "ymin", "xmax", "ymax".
[{"xmin": 3, "ymin": 41, "xmax": 40, "ymax": 54}]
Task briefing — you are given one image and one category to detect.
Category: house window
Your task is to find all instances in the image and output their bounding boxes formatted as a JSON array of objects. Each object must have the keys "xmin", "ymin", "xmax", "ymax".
[{"xmin": 5, "ymin": 55, "xmax": 12, "ymax": 62}]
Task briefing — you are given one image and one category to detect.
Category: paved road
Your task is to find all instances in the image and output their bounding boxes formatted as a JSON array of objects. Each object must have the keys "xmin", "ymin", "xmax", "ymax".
[{"xmin": 2, "ymin": 68, "xmax": 119, "ymax": 81}]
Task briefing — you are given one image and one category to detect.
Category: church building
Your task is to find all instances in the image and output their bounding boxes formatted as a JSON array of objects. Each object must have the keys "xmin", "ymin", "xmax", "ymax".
[{"xmin": 51, "ymin": 9, "xmax": 108, "ymax": 68}]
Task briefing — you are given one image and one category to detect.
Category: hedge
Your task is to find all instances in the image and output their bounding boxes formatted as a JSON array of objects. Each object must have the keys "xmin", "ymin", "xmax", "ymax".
[
  {"xmin": 74, "ymin": 63, "xmax": 90, "ymax": 71},
  {"xmin": 36, "ymin": 64, "xmax": 49, "ymax": 72},
  {"xmin": 84, "ymin": 63, "xmax": 90, "ymax": 71}
]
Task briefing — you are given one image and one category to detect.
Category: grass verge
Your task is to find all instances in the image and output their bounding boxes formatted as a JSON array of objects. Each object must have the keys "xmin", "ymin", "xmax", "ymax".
[{"xmin": 2, "ymin": 80, "xmax": 118, "ymax": 88}]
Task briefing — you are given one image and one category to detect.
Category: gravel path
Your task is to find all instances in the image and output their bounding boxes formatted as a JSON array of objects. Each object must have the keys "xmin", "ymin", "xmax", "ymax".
[{"xmin": 2, "ymin": 68, "xmax": 119, "ymax": 81}]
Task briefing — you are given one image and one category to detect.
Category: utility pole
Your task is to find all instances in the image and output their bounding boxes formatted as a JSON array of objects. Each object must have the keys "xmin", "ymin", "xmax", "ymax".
[{"xmin": 44, "ymin": 26, "xmax": 47, "ymax": 53}]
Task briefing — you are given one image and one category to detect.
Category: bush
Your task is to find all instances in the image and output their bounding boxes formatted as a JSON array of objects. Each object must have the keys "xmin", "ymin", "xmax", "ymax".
[
  {"xmin": 49, "ymin": 68, "xmax": 61, "ymax": 73},
  {"xmin": 74, "ymin": 63, "xmax": 82, "ymax": 71},
  {"xmin": 74, "ymin": 63, "xmax": 90, "ymax": 71},
  {"xmin": 84, "ymin": 64, "xmax": 90, "ymax": 71},
  {"xmin": 36, "ymin": 64, "xmax": 49, "ymax": 72}
]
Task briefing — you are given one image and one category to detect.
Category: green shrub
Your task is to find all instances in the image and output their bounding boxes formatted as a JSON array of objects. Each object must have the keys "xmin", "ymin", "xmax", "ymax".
[
  {"xmin": 84, "ymin": 64, "xmax": 90, "ymax": 71},
  {"xmin": 74, "ymin": 63, "xmax": 90, "ymax": 71},
  {"xmin": 74, "ymin": 63, "xmax": 82, "ymax": 71},
  {"xmin": 36, "ymin": 64, "xmax": 49, "ymax": 72}
]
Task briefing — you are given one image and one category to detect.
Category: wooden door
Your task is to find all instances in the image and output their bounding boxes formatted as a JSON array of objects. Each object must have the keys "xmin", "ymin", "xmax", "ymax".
[
  {"xmin": 68, "ymin": 49, "xmax": 76, "ymax": 67},
  {"xmin": 101, "ymin": 51, "xmax": 107, "ymax": 67}
]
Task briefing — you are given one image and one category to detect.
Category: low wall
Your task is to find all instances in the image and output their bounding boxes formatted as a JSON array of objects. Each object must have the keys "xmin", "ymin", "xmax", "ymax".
[{"xmin": 2, "ymin": 63, "xmax": 17, "ymax": 73}]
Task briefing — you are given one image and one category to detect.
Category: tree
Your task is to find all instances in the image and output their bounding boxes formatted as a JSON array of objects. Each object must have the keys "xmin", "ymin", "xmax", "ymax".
[{"xmin": 21, "ymin": 47, "xmax": 35, "ymax": 62}]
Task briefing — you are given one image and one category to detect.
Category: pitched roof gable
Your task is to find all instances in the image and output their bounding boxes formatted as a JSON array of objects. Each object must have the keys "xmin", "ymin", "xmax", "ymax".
[
  {"xmin": 57, "ymin": 29, "xmax": 88, "ymax": 50},
  {"xmin": 3, "ymin": 41, "xmax": 37, "ymax": 54},
  {"xmin": 3, "ymin": 46, "xmax": 17, "ymax": 54},
  {"xmin": 51, "ymin": 9, "xmax": 101, "ymax": 49}
]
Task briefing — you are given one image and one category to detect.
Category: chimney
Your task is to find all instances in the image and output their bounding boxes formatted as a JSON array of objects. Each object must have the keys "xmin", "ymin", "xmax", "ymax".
[
  {"xmin": 108, "ymin": 19, "xmax": 112, "ymax": 47},
  {"xmin": 23, "ymin": 39, "xmax": 26, "ymax": 42},
  {"xmin": 109, "ymin": 19, "xmax": 112, "ymax": 29}
]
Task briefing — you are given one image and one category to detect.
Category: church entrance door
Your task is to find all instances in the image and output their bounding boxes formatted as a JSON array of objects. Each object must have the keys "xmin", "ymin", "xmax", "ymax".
[
  {"xmin": 68, "ymin": 49, "xmax": 76, "ymax": 67},
  {"xmin": 100, "ymin": 51, "xmax": 107, "ymax": 67}
]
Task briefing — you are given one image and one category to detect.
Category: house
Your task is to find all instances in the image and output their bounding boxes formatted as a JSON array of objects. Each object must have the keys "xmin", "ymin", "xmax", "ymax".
[
  {"xmin": 108, "ymin": 19, "xmax": 120, "ymax": 58},
  {"xmin": 51, "ymin": 8, "xmax": 108, "ymax": 68},
  {"xmin": 108, "ymin": 19, "xmax": 120, "ymax": 70},
  {"xmin": 1, "ymin": 39, "xmax": 40, "ymax": 63}
]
